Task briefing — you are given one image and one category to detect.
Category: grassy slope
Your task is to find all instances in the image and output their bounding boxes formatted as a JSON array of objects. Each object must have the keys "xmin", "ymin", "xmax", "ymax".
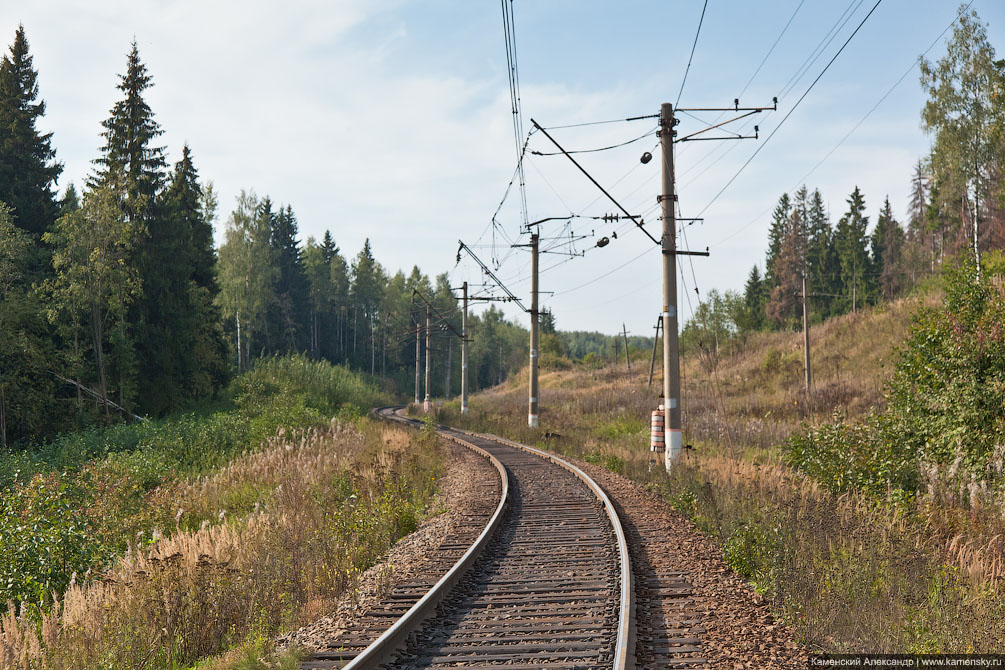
[{"xmin": 438, "ymin": 291, "xmax": 1005, "ymax": 653}]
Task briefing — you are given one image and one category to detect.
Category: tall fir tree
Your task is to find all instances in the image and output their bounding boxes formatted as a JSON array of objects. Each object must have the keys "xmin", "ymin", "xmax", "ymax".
[
  {"xmin": 872, "ymin": 196, "xmax": 906, "ymax": 301},
  {"xmin": 0, "ymin": 25, "xmax": 61, "ymax": 241},
  {"xmin": 805, "ymin": 188, "xmax": 837, "ymax": 318},
  {"xmin": 268, "ymin": 204, "xmax": 309, "ymax": 353},
  {"xmin": 740, "ymin": 264, "xmax": 768, "ymax": 331},
  {"xmin": 90, "ymin": 41, "xmax": 170, "ymax": 412},
  {"xmin": 90, "ymin": 41, "xmax": 166, "ymax": 219},
  {"xmin": 833, "ymin": 186, "xmax": 872, "ymax": 312},
  {"xmin": 350, "ymin": 240, "xmax": 385, "ymax": 373},
  {"xmin": 765, "ymin": 193, "xmax": 792, "ymax": 287},
  {"xmin": 766, "ymin": 208, "xmax": 807, "ymax": 328}
]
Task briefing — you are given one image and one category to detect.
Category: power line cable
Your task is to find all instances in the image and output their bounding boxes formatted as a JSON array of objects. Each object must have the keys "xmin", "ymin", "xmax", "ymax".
[
  {"xmin": 676, "ymin": 0, "xmax": 710, "ymax": 107},
  {"xmin": 714, "ymin": 0, "xmax": 973, "ymax": 245},
  {"xmin": 531, "ymin": 126, "xmax": 657, "ymax": 156},
  {"xmin": 738, "ymin": 0, "xmax": 807, "ymax": 99},
  {"xmin": 696, "ymin": 0, "xmax": 884, "ymax": 218}
]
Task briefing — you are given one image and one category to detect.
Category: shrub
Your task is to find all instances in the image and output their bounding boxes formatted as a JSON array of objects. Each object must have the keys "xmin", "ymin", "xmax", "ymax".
[{"xmin": 786, "ymin": 257, "xmax": 1005, "ymax": 496}]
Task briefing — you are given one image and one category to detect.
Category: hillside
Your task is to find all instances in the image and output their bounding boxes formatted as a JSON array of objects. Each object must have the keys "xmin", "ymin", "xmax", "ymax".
[
  {"xmin": 452, "ymin": 290, "xmax": 937, "ymax": 458},
  {"xmin": 435, "ymin": 286, "xmax": 1005, "ymax": 653}
]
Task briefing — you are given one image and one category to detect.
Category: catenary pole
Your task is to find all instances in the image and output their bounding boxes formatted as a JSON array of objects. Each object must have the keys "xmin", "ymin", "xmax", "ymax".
[
  {"xmin": 461, "ymin": 281, "xmax": 469, "ymax": 414},
  {"xmin": 424, "ymin": 307, "xmax": 432, "ymax": 412},
  {"xmin": 661, "ymin": 102, "xmax": 683, "ymax": 468},
  {"xmin": 528, "ymin": 232, "xmax": 539, "ymax": 427},
  {"xmin": 414, "ymin": 316, "xmax": 421, "ymax": 405}
]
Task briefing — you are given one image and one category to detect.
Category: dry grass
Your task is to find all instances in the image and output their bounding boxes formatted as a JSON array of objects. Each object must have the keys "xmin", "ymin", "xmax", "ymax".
[
  {"xmin": 432, "ymin": 292, "xmax": 1005, "ymax": 652},
  {"xmin": 0, "ymin": 420, "xmax": 442, "ymax": 670}
]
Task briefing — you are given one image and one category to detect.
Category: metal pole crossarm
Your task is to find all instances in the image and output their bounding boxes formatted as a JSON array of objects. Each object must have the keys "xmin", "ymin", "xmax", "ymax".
[
  {"xmin": 412, "ymin": 288, "xmax": 464, "ymax": 340},
  {"xmin": 529, "ymin": 119, "xmax": 660, "ymax": 246},
  {"xmin": 523, "ymin": 215, "xmax": 574, "ymax": 232},
  {"xmin": 676, "ymin": 97, "xmax": 777, "ymax": 113},
  {"xmin": 675, "ymin": 109, "xmax": 762, "ymax": 142},
  {"xmin": 457, "ymin": 240, "xmax": 529, "ymax": 313},
  {"xmin": 678, "ymin": 133, "xmax": 760, "ymax": 143},
  {"xmin": 677, "ymin": 248, "xmax": 711, "ymax": 257}
]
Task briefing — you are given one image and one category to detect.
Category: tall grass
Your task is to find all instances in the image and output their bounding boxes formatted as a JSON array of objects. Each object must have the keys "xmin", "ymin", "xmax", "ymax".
[
  {"xmin": 0, "ymin": 420, "xmax": 442, "ymax": 669},
  {"xmin": 433, "ymin": 306, "xmax": 1005, "ymax": 652},
  {"xmin": 0, "ymin": 356, "xmax": 390, "ymax": 614}
]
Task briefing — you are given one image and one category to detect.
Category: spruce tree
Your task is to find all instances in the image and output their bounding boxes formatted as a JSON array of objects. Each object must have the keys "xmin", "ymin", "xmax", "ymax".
[
  {"xmin": 268, "ymin": 204, "xmax": 309, "ymax": 353},
  {"xmin": 872, "ymin": 196, "xmax": 906, "ymax": 301},
  {"xmin": 833, "ymin": 187, "xmax": 872, "ymax": 312},
  {"xmin": 766, "ymin": 209, "xmax": 807, "ymax": 328},
  {"xmin": 91, "ymin": 41, "xmax": 166, "ymax": 217},
  {"xmin": 805, "ymin": 188, "xmax": 836, "ymax": 318},
  {"xmin": 765, "ymin": 193, "xmax": 791, "ymax": 286},
  {"xmin": 0, "ymin": 25, "xmax": 61, "ymax": 240},
  {"xmin": 741, "ymin": 264, "xmax": 768, "ymax": 331}
]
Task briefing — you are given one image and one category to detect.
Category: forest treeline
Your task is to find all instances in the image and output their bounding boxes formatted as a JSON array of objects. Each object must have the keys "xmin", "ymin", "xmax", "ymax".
[
  {"xmin": 0, "ymin": 29, "xmax": 534, "ymax": 445},
  {"xmin": 683, "ymin": 9, "xmax": 1005, "ymax": 364}
]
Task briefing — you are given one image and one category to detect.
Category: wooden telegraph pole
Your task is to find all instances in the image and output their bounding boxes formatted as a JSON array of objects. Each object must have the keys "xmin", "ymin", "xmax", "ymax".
[
  {"xmin": 622, "ymin": 323, "xmax": 631, "ymax": 373},
  {"xmin": 802, "ymin": 274, "xmax": 812, "ymax": 403}
]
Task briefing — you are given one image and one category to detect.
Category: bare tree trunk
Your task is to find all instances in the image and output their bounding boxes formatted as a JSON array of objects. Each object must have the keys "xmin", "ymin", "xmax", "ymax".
[
  {"xmin": 74, "ymin": 329, "xmax": 81, "ymax": 409},
  {"xmin": 236, "ymin": 309, "xmax": 242, "ymax": 371},
  {"xmin": 445, "ymin": 338, "xmax": 452, "ymax": 401},
  {"xmin": 92, "ymin": 303, "xmax": 109, "ymax": 417},
  {"xmin": 1, "ymin": 382, "xmax": 6, "ymax": 449}
]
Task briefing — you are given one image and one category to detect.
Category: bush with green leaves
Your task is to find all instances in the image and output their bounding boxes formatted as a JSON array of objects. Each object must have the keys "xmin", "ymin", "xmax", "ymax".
[
  {"xmin": 0, "ymin": 355, "xmax": 390, "ymax": 610},
  {"xmin": 785, "ymin": 255, "xmax": 1005, "ymax": 495}
]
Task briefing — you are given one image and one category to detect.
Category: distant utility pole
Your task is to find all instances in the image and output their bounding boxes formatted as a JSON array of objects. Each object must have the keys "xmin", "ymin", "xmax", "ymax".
[
  {"xmin": 414, "ymin": 316, "xmax": 421, "ymax": 405},
  {"xmin": 802, "ymin": 274, "xmax": 812, "ymax": 403},
  {"xmin": 659, "ymin": 102, "xmax": 683, "ymax": 467},
  {"xmin": 528, "ymin": 232, "xmax": 539, "ymax": 428},
  {"xmin": 461, "ymin": 281, "xmax": 469, "ymax": 414},
  {"xmin": 648, "ymin": 315, "xmax": 662, "ymax": 387},
  {"xmin": 622, "ymin": 323, "xmax": 631, "ymax": 373},
  {"xmin": 424, "ymin": 307, "xmax": 432, "ymax": 412}
]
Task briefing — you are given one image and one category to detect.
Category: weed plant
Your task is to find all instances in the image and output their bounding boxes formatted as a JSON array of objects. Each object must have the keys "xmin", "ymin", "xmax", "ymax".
[
  {"xmin": 0, "ymin": 419, "xmax": 442, "ymax": 669},
  {"xmin": 428, "ymin": 267, "xmax": 1005, "ymax": 652},
  {"xmin": 0, "ymin": 355, "xmax": 388, "ymax": 615}
]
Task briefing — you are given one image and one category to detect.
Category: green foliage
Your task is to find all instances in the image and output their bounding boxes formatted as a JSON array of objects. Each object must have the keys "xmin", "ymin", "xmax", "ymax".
[
  {"xmin": 229, "ymin": 354, "xmax": 388, "ymax": 419},
  {"xmin": 0, "ymin": 474, "xmax": 108, "ymax": 610},
  {"xmin": 583, "ymin": 451, "xmax": 625, "ymax": 474},
  {"xmin": 723, "ymin": 524, "xmax": 773, "ymax": 582},
  {"xmin": 0, "ymin": 25, "xmax": 61, "ymax": 239},
  {"xmin": 786, "ymin": 256, "xmax": 1005, "ymax": 495},
  {"xmin": 0, "ymin": 356, "xmax": 388, "ymax": 610},
  {"xmin": 784, "ymin": 413, "xmax": 919, "ymax": 495}
]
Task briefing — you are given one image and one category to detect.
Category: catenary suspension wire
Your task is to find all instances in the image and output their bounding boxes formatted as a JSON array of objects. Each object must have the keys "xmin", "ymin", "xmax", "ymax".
[
  {"xmin": 676, "ymin": 0, "xmax": 710, "ymax": 107},
  {"xmin": 695, "ymin": 0, "xmax": 884, "ymax": 218},
  {"xmin": 713, "ymin": 0, "xmax": 973, "ymax": 246}
]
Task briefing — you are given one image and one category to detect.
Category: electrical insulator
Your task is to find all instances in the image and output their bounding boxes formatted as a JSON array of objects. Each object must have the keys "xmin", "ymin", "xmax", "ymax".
[
  {"xmin": 596, "ymin": 237, "xmax": 610, "ymax": 248},
  {"xmin": 640, "ymin": 151, "xmax": 652, "ymax": 164}
]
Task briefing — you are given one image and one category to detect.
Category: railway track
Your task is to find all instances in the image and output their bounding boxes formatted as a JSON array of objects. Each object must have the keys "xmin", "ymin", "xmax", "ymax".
[{"xmin": 301, "ymin": 406, "xmax": 634, "ymax": 669}]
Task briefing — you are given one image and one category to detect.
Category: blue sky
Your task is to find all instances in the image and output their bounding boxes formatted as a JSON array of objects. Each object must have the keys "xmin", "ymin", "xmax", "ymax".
[{"xmin": 4, "ymin": 0, "xmax": 1003, "ymax": 335}]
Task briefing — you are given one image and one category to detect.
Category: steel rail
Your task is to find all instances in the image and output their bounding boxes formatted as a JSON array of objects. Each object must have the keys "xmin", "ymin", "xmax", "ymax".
[
  {"xmin": 450, "ymin": 425, "xmax": 636, "ymax": 670},
  {"xmin": 342, "ymin": 407, "xmax": 510, "ymax": 669}
]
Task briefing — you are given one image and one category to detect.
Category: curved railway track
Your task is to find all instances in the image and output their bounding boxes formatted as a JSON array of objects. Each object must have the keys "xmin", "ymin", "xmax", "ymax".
[{"xmin": 301, "ymin": 406, "xmax": 635, "ymax": 669}]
